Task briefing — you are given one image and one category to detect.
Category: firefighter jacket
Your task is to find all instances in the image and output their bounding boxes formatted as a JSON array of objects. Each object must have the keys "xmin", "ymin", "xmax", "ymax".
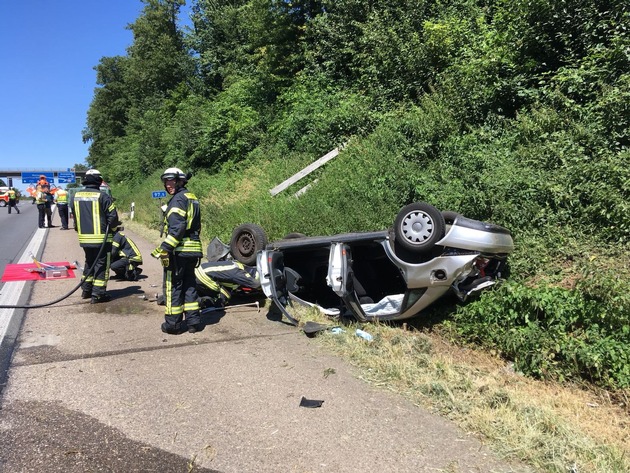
[
  {"xmin": 196, "ymin": 260, "xmax": 260, "ymax": 289},
  {"xmin": 160, "ymin": 186, "xmax": 202, "ymax": 258},
  {"xmin": 55, "ymin": 189, "xmax": 68, "ymax": 205},
  {"xmin": 73, "ymin": 184, "xmax": 118, "ymax": 247},
  {"xmin": 112, "ymin": 231, "xmax": 143, "ymax": 263}
]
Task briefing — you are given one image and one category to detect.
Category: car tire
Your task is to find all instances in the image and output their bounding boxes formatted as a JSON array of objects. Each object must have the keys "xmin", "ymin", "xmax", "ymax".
[
  {"xmin": 393, "ymin": 202, "xmax": 445, "ymax": 253},
  {"xmin": 230, "ymin": 223, "xmax": 268, "ymax": 266},
  {"xmin": 0, "ymin": 201, "xmax": 6, "ymax": 207}
]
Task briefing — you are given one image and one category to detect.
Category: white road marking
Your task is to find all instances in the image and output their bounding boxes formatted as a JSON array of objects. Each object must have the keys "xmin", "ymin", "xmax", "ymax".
[{"xmin": 0, "ymin": 228, "xmax": 47, "ymax": 344}]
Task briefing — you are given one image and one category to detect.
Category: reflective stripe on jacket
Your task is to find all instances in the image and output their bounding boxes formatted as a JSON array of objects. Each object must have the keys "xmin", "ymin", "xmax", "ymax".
[
  {"xmin": 112, "ymin": 231, "xmax": 143, "ymax": 263},
  {"xmin": 160, "ymin": 187, "xmax": 202, "ymax": 257},
  {"xmin": 73, "ymin": 186, "xmax": 118, "ymax": 247}
]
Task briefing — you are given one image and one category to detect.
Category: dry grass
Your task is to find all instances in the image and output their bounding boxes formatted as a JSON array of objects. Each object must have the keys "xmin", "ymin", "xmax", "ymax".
[
  {"xmin": 123, "ymin": 219, "xmax": 629, "ymax": 472},
  {"xmin": 296, "ymin": 309, "xmax": 629, "ymax": 473}
]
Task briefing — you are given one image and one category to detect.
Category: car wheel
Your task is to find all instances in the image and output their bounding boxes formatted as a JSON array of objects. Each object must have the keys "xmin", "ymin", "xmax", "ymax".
[
  {"xmin": 230, "ymin": 223, "xmax": 268, "ymax": 266},
  {"xmin": 0, "ymin": 201, "xmax": 6, "ymax": 207},
  {"xmin": 394, "ymin": 202, "xmax": 445, "ymax": 253}
]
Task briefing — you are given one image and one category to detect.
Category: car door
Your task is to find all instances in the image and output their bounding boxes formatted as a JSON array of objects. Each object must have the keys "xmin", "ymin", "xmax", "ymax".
[
  {"xmin": 327, "ymin": 242, "xmax": 348, "ymax": 295},
  {"xmin": 327, "ymin": 243, "xmax": 371, "ymax": 320},
  {"xmin": 257, "ymin": 249, "xmax": 299, "ymax": 325}
]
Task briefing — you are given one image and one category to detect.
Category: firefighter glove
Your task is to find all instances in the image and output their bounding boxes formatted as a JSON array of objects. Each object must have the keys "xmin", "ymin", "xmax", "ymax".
[{"xmin": 151, "ymin": 247, "xmax": 170, "ymax": 267}]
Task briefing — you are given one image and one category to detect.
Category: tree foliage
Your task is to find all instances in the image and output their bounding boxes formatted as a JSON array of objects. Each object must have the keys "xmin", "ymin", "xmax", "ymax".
[{"xmin": 83, "ymin": 0, "xmax": 630, "ymax": 390}]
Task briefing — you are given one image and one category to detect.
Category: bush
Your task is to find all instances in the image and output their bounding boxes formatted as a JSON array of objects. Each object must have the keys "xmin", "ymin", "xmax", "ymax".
[{"xmin": 451, "ymin": 271, "xmax": 630, "ymax": 390}]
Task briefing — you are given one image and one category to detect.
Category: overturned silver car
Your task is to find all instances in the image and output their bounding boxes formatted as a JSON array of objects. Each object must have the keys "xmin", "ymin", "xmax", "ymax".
[{"xmin": 255, "ymin": 202, "xmax": 514, "ymax": 325}]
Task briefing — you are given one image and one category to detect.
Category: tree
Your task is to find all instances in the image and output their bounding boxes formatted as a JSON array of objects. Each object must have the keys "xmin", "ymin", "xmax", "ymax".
[
  {"xmin": 125, "ymin": 0, "xmax": 193, "ymax": 103},
  {"xmin": 189, "ymin": 0, "xmax": 323, "ymax": 91},
  {"xmin": 84, "ymin": 0, "xmax": 194, "ymax": 179},
  {"xmin": 83, "ymin": 55, "xmax": 132, "ymax": 170}
]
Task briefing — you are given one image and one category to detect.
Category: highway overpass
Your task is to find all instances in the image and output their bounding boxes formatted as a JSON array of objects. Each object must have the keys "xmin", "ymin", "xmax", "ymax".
[{"xmin": 0, "ymin": 168, "xmax": 87, "ymax": 187}]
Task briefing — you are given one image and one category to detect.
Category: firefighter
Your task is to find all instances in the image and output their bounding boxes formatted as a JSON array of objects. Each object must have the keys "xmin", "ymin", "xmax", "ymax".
[
  {"xmin": 111, "ymin": 229, "xmax": 143, "ymax": 281},
  {"xmin": 151, "ymin": 168, "xmax": 203, "ymax": 334},
  {"xmin": 7, "ymin": 188, "xmax": 20, "ymax": 214},
  {"xmin": 73, "ymin": 169, "xmax": 119, "ymax": 303},
  {"xmin": 55, "ymin": 187, "xmax": 69, "ymax": 229},
  {"xmin": 195, "ymin": 260, "xmax": 260, "ymax": 308},
  {"xmin": 156, "ymin": 260, "xmax": 259, "ymax": 308}
]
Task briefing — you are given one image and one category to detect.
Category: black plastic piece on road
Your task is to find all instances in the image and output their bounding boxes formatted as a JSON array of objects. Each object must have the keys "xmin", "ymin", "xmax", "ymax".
[{"xmin": 299, "ymin": 396, "xmax": 324, "ymax": 408}]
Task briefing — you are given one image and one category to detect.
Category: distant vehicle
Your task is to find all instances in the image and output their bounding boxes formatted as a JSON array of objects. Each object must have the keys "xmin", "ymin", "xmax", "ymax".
[
  {"xmin": 253, "ymin": 202, "xmax": 514, "ymax": 325},
  {"xmin": 0, "ymin": 187, "xmax": 18, "ymax": 207},
  {"xmin": 0, "ymin": 187, "xmax": 9, "ymax": 207}
]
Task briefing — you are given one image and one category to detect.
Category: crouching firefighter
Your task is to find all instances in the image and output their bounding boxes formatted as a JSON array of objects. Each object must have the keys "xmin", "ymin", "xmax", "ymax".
[
  {"xmin": 152, "ymin": 168, "xmax": 203, "ymax": 334},
  {"xmin": 195, "ymin": 260, "xmax": 260, "ymax": 308},
  {"xmin": 111, "ymin": 229, "xmax": 143, "ymax": 281},
  {"xmin": 73, "ymin": 169, "xmax": 119, "ymax": 303}
]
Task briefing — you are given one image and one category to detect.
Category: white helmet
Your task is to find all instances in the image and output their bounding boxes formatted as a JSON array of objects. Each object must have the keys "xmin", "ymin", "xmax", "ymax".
[
  {"xmin": 161, "ymin": 167, "xmax": 187, "ymax": 182},
  {"xmin": 83, "ymin": 168, "xmax": 103, "ymax": 185}
]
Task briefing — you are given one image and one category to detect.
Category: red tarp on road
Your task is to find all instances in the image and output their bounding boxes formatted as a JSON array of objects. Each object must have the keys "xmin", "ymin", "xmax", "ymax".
[{"xmin": 1, "ymin": 262, "xmax": 77, "ymax": 282}]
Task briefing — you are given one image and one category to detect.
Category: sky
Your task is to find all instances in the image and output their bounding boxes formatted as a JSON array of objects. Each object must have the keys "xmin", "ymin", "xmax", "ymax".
[{"xmin": 0, "ymin": 1, "xmax": 186, "ymax": 189}]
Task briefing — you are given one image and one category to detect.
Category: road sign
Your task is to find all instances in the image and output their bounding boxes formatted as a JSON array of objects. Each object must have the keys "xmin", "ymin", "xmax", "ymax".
[
  {"xmin": 152, "ymin": 190, "xmax": 167, "ymax": 198},
  {"xmin": 57, "ymin": 172, "xmax": 76, "ymax": 184},
  {"xmin": 22, "ymin": 172, "xmax": 54, "ymax": 184}
]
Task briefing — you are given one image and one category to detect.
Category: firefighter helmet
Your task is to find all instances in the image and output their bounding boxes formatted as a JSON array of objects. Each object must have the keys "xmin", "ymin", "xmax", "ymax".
[
  {"xmin": 160, "ymin": 167, "xmax": 188, "ymax": 183},
  {"xmin": 83, "ymin": 168, "xmax": 103, "ymax": 185}
]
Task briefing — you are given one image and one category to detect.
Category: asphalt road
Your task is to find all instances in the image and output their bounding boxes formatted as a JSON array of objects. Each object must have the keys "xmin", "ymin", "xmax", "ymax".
[
  {"xmin": 0, "ymin": 220, "xmax": 532, "ymax": 473},
  {"xmin": 0, "ymin": 200, "xmax": 44, "ymax": 276},
  {"xmin": 0, "ymin": 200, "xmax": 49, "ymax": 398}
]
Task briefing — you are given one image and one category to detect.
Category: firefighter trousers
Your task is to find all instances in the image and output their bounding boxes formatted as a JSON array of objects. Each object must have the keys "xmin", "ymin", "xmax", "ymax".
[
  {"xmin": 57, "ymin": 204, "xmax": 69, "ymax": 229},
  {"xmin": 8, "ymin": 200, "xmax": 19, "ymax": 214},
  {"xmin": 111, "ymin": 258, "xmax": 142, "ymax": 280},
  {"xmin": 81, "ymin": 244, "xmax": 112, "ymax": 297},
  {"xmin": 162, "ymin": 253, "xmax": 200, "ymax": 330}
]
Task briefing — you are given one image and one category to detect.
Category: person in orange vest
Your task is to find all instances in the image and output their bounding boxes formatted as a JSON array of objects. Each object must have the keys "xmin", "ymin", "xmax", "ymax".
[
  {"xmin": 7, "ymin": 189, "xmax": 20, "ymax": 214},
  {"xmin": 36, "ymin": 175, "xmax": 49, "ymax": 190},
  {"xmin": 33, "ymin": 175, "xmax": 49, "ymax": 205},
  {"xmin": 54, "ymin": 187, "xmax": 69, "ymax": 229}
]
